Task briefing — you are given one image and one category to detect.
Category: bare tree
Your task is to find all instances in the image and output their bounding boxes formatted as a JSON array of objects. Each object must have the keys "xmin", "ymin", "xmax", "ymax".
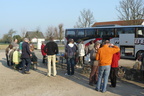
[
  {"xmin": 58, "ymin": 24, "xmax": 64, "ymax": 42},
  {"xmin": 45, "ymin": 26, "xmax": 55, "ymax": 40},
  {"xmin": 116, "ymin": 0, "xmax": 144, "ymax": 24},
  {"xmin": 36, "ymin": 26, "xmax": 41, "ymax": 33},
  {"xmin": 74, "ymin": 9, "xmax": 95, "ymax": 28},
  {"xmin": 21, "ymin": 28, "xmax": 27, "ymax": 38},
  {"xmin": 8, "ymin": 29, "xmax": 16, "ymax": 42},
  {"xmin": 2, "ymin": 29, "xmax": 16, "ymax": 43},
  {"xmin": 54, "ymin": 27, "xmax": 58, "ymax": 39}
]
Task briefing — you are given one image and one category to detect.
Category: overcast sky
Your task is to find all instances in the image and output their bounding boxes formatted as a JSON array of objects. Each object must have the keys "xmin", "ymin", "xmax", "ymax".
[{"xmin": 0, "ymin": 0, "xmax": 121, "ymax": 38}]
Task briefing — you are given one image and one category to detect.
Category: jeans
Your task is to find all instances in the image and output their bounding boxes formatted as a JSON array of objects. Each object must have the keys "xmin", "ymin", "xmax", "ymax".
[
  {"xmin": 96, "ymin": 65, "xmax": 111, "ymax": 92},
  {"xmin": 47, "ymin": 55, "xmax": 57, "ymax": 76},
  {"xmin": 22, "ymin": 58, "xmax": 31, "ymax": 73},
  {"xmin": 67, "ymin": 57, "xmax": 75, "ymax": 75}
]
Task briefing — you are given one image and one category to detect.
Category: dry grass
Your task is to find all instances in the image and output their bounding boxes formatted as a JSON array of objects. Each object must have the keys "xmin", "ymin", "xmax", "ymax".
[
  {"xmin": 0, "ymin": 44, "xmax": 64, "ymax": 50},
  {"xmin": 0, "ymin": 44, "xmax": 8, "ymax": 50}
]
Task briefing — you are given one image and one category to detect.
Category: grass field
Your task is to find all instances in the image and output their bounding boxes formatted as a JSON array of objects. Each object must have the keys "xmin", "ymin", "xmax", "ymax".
[{"xmin": 0, "ymin": 44, "xmax": 8, "ymax": 50}]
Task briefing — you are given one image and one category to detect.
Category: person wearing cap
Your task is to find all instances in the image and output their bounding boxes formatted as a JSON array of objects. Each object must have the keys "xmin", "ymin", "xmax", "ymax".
[
  {"xmin": 21, "ymin": 38, "xmax": 32, "ymax": 74},
  {"xmin": 95, "ymin": 40, "xmax": 120, "ymax": 93}
]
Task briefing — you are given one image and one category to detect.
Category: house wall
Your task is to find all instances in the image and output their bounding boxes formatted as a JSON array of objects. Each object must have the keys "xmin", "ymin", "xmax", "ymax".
[
  {"xmin": 31, "ymin": 38, "xmax": 45, "ymax": 49},
  {"xmin": 142, "ymin": 21, "xmax": 144, "ymax": 25},
  {"xmin": 37, "ymin": 38, "xmax": 45, "ymax": 49}
]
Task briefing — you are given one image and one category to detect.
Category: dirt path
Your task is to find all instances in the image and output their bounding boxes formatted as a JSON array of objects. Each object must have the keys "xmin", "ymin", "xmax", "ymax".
[{"xmin": 0, "ymin": 50, "xmax": 144, "ymax": 96}]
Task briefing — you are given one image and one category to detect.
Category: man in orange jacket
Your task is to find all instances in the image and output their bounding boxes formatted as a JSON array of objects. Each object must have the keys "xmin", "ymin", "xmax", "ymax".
[{"xmin": 95, "ymin": 40, "xmax": 120, "ymax": 93}]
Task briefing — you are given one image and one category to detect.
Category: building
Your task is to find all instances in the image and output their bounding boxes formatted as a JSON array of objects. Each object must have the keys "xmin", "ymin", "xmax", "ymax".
[
  {"xmin": 92, "ymin": 19, "xmax": 144, "ymax": 27},
  {"xmin": 25, "ymin": 31, "xmax": 45, "ymax": 49}
]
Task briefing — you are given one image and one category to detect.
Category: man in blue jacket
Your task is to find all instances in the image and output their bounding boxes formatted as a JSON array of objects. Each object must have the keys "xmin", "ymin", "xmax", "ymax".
[{"xmin": 21, "ymin": 38, "xmax": 32, "ymax": 74}]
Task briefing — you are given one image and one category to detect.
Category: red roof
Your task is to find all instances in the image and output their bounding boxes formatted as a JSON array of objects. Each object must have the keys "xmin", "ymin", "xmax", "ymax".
[{"xmin": 92, "ymin": 20, "xmax": 144, "ymax": 27}]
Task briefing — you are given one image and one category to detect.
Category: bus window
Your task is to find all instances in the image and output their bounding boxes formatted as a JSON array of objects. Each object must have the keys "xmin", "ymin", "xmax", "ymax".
[
  {"xmin": 115, "ymin": 27, "xmax": 135, "ymax": 37},
  {"xmin": 77, "ymin": 30, "xmax": 85, "ymax": 37},
  {"xmin": 85, "ymin": 29, "xmax": 97, "ymax": 37},
  {"xmin": 98, "ymin": 29, "xmax": 104, "ymax": 38},
  {"xmin": 98, "ymin": 28, "xmax": 114, "ymax": 38},
  {"xmin": 115, "ymin": 28, "xmax": 124, "ymax": 37},
  {"xmin": 66, "ymin": 30, "xmax": 76, "ymax": 38},
  {"xmin": 136, "ymin": 27, "xmax": 144, "ymax": 38},
  {"xmin": 124, "ymin": 27, "xmax": 135, "ymax": 33}
]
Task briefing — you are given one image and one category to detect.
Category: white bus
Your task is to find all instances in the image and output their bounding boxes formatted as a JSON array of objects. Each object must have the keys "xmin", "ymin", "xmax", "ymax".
[{"xmin": 65, "ymin": 25, "xmax": 144, "ymax": 59}]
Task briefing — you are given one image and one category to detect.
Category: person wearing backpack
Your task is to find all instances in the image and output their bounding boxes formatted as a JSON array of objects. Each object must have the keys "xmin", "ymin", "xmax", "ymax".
[{"xmin": 65, "ymin": 39, "xmax": 77, "ymax": 75}]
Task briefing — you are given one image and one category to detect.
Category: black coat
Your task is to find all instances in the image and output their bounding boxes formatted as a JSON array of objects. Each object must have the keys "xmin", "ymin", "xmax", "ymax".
[
  {"xmin": 21, "ymin": 42, "xmax": 31, "ymax": 59},
  {"xmin": 44, "ymin": 41, "xmax": 58, "ymax": 55}
]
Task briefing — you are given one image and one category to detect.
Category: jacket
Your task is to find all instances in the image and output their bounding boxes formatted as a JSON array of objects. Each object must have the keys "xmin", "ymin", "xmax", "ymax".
[
  {"xmin": 21, "ymin": 42, "xmax": 31, "ymax": 58},
  {"xmin": 65, "ymin": 43, "xmax": 77, "ymax": 58},
  {"xmin": 78, "ymin": 43, "xmax": 85, "ymax": 56},
  {"xmin": 44, "ymin": 41, "xmax": 58, "ymax": 55},
  {"xmin": 41, "ymin": 44, "xmax": 47, "ymax": 56},
  {"xmin": 96, "ymin": 45, "xmax": 120, "ymax": 66},
  {"xmin": 111, "ymin": 52, "xmax": 120, "ymax": 68},
  {"xmin": 13, "ymin": 50, "xmax": 21, "ymax": 64}
]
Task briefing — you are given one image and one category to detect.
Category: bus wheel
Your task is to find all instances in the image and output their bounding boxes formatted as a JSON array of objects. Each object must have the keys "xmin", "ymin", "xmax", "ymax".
[{"xmin": 136, "ymin": 50, "xmax": 144, "ymax": 60}]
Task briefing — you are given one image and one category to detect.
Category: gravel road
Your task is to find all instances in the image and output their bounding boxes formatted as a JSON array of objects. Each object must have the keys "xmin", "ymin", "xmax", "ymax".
[{"xmin": 0, "ymin": 50, "xmax": 144, "ymax": 96}]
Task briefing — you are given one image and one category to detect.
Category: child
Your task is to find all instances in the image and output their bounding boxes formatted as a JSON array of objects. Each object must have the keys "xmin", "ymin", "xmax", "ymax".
[{"xmin": 30, "ymin": 47, "xmax": 38, "ymax": 69}]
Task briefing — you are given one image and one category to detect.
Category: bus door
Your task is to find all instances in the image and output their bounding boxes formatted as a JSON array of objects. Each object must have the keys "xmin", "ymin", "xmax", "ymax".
[{"xmin": 119, "ymin": 34, "xmax": 135, "ymax": 58}]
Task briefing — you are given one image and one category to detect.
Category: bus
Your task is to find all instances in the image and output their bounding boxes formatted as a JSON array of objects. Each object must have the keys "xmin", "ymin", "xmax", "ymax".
[{"xmin": 65, "ymin": 25, "xmax": 144, "ymax": 59}]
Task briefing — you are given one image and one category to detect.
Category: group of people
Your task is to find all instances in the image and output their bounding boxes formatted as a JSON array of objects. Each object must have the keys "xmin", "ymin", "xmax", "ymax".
[
  {"xmin": 64, "ymin": 38, "xmax": 120, "ymax": 93},
  {"xmin": 5, "ymin": 37, "xmax": 121, "ymax": 93},
  {"xmin": 5, "ymin": 38, "xmax": 37, "ymax": 74}
]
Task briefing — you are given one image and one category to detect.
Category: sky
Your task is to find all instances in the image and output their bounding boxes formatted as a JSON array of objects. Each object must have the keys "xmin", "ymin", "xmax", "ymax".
[{"xmin": 0, "ymin": 0, "xmax": 121, "ymax": 38}]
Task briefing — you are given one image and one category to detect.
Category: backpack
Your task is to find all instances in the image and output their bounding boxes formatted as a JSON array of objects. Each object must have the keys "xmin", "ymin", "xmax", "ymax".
[{"xmin": 66, "ymin": 45, "xmax": 76, "ymax": 58}]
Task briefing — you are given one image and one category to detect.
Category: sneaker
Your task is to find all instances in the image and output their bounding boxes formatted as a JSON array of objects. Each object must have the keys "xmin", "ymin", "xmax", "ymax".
[
  {"xmin": 65, "ymin": 73, "xmax": 70, "ymax": 76},
  {"xmin": 22, "ymin": 72, "xmax": 25, "ymax": 74},
  {"xmin": 89, "ymin": 83, "xmax": 94, "ymax": 86},
  {"xmin": 109, "ymin": 85, "xmax": 116, "ymax": 88},
  {"xmin": 95, "ymin": 88, "xmax": 100, "ymax": 92},
  {"xmin": 25, "ymin": 71, "xmax": 30, "ymax": 74},
  {"xmin": 79, "ymin": 66, "xmax": 82, "ymax": 68},
  {"xmin": 76, "ymin": 65, "xmax": 79, "ymax": 68}
]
